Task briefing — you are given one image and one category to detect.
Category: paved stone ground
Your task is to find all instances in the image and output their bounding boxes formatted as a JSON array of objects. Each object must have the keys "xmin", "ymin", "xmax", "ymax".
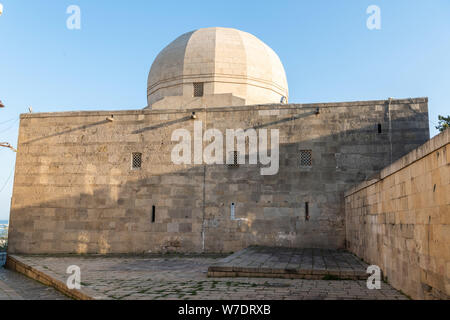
[
  {"xmin": 0, "ymin": 267, "xmax": 69, "ymax": 300},
  {"xmin": 13, "ymin": 254, "xmax": 408, "ymax": 300},
  {"xmin": 209, "ymin": 247, "xmax": 368, "ymax": 279}
]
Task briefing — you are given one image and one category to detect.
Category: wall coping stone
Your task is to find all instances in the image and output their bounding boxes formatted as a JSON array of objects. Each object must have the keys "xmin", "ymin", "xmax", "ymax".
[{"xmin": 20, "ymin": 97, "xmax": 428, "ymax": 119}]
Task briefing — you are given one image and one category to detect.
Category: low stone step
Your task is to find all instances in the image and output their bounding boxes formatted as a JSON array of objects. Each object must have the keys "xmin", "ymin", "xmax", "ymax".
[{"xmin": 208, "ymin": 246, "xmax": 369, "ymax": 280}]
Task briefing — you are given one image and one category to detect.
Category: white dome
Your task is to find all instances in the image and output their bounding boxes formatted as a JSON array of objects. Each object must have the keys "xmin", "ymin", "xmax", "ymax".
[{"xmin": 147, "ymin": 27, "xmax": 289, "ymax": 109}]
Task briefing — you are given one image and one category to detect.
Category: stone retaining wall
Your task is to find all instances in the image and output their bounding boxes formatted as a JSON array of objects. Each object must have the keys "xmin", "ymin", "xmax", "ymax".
[{"xmin": 345, "ymin": 130, "xmax": 449, "ymax": 299}]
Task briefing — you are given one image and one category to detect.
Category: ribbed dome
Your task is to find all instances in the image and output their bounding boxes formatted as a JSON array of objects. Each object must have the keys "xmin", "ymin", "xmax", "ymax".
[{"xmin": 147, "ymin": 27, "xmax": 289, "ymax": 109}]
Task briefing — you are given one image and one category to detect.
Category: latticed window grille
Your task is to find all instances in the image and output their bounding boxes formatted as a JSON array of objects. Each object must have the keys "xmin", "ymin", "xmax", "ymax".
[
  {"xmin": 228, "ymin": 151, "xmax": 239, "ymax": 168},
  {"xmin": 132, "ymin": 153, "xmax": 142, "ymax": 169},
  {"xmin": 300, "ymin": 150, "xmax": 312, "ymax": 167},
  {"xmin": 193, "ymin": 82, "xmax": 204, "ymax": 97}
]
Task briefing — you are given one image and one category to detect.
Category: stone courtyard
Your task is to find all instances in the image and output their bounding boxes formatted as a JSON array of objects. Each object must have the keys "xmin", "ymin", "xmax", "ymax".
[{"xmin": 6, "ymin": 248, "xmax": 408, "ymax": 300}]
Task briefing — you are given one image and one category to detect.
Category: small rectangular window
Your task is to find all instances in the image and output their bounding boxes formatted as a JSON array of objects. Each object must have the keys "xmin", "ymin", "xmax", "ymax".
[
  {"xmin": 193, "ymin": 82, "xmax": 204, "ymax": 97},
  {"xmin": 300, "ymin": 150, "xmax": 312, "ymax": 167},
  {"xmin": 132, "ymin": 152, "xmax": 142, "ymax": 169},
  {"xmin": 231, "ymin": 203, "xmax": 236, "ymax": 219},
  {"xmin": 151, "ymin": 205, "xmax": 156, "ymax": 223},
  {"xmin": 377, "ymin": 123, "xmax": 382, "ymax": 134},
  {"xmin": 228, "ymin": 151, "xmax": 239, "ymax": 168}
]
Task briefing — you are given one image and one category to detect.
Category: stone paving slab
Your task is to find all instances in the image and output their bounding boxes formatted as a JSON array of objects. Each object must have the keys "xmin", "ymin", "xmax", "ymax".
[
  {"xmin": 208, "ymin": 247, "xmax": 369, "ymax": 280},
  {"xmin": 0, "ymin": 267, "xmax": 69, "ymax": 300},
  {"xmin": 8, "ymin": 254, "xmax": 407, "ymax": 300}
]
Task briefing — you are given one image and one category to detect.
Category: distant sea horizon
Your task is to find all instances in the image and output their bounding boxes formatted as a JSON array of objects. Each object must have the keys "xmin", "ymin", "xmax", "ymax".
[{"xmin": 0, "ymin": 220, "xmax": 8, "ymax": 239}]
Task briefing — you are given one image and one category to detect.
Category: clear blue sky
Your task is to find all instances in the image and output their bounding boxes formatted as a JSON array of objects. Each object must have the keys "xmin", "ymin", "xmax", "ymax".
[{"xmin": 0, "ymin": 0, "xmax": 449, "ymax": 220}]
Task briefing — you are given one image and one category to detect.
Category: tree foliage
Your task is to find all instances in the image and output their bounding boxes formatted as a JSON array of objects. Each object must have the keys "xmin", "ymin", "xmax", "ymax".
[{"xmin": 436, "ymin": 115, "xmax": 450, "ymax": 132}]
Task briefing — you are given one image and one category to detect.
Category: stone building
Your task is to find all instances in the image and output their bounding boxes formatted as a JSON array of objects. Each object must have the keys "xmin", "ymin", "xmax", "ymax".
[{"xmin": 8, "ymin": 27, "xmax": 430, "ymax": 254}]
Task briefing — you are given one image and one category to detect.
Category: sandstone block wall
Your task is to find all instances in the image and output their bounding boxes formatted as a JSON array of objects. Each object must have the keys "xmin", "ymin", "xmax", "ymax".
[
  {"xmin": 345, "ymin": 129, "xmax": 449, "ymax": 300},
  {"xmin": 8, "ymin": 98, "xmax": 429, "ymax": 254}
]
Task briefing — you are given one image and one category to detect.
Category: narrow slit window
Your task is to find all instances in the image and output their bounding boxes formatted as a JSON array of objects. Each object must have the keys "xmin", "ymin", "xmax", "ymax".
[
  {"xmin": 132, "ymin": 152, "xmax": 142, "ymax": 169},
  {"xmin": 305, "ymin": 202, "xmax": 310, "ymax": 221},
  {"xmin": 231, "ymin": 203, "xmax": 236, "ymax": 220},
  {"xmin": 193, "ymin": 82, "xmax": 204, "ymax": 97},
  {"xmin": 151, "ymin": 205, "xmax": 156, "ymax": 223},
  {"xmin": 377, "ymin": 123, "xmax": 382, "ymax": 134},
  {"xmin": 300, "ymin": 150, "xmax": 312, "ymax": 167}
]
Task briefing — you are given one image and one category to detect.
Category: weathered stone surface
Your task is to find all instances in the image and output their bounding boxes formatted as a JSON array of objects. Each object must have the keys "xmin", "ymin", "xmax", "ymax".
[
  {"xmin": 208, "ymin": 246, "xmax": 369, "ymax": 280},
  {"xmin": 8, "ymin": 98, "xmax": 429, "ymax": 255},
  {"xmin": 8, "ymin": 254, "xmax": 407, "ymax": 300},
  {"xmin": 0, "ymin": 266, "xmax": 69, "ymax": 300},
  {"xmin": 345, "ymin": 129, "xmax": 449, "ymax": 300}
]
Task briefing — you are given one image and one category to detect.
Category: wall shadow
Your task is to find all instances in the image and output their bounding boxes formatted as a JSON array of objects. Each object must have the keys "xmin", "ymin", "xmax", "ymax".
[{"xmin": 8, "ymin": 104, "xmax": 430, "ymax": 255}]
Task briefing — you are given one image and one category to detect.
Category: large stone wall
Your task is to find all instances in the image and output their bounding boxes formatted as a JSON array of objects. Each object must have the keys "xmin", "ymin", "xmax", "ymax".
[
  {"xmin": 345, "ymin": 129, "xmax": 449, "ymax": 300},
  {"xmin": 8, "ymin": 98, "xmax": 429, "ymax": 254}
]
